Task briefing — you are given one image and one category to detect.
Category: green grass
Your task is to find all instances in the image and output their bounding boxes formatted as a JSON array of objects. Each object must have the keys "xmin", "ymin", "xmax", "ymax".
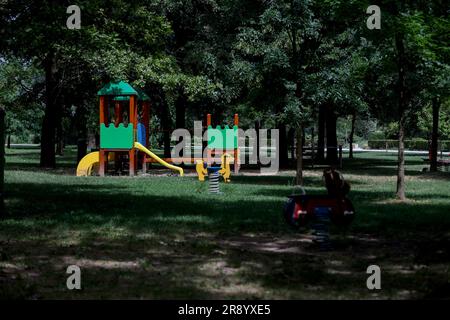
[{"xmin": 1, "ymin": 147, "xmax": 450, "ymax": 299}]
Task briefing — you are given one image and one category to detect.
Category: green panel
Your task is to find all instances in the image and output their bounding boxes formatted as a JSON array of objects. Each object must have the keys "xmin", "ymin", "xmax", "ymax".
[
  {"xmin": 100, "ymin": 123, "xmax": 134, "ymax": 149},
  {"xmin": 207, "ymin": 125, "xmax": 238, "ymax": 149},
  {"xmin": 97, "ymin": 81, "xmax": 138, "ymax": 96}
]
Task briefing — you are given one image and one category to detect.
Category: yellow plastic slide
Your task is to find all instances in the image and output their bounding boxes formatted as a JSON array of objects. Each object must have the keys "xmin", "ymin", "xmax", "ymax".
[
  {"xmin": 134, "ymin": 142, "xmax": 184, "ymax": 176},
  {"xmin": 76, "ymin": 151, "xmax": 99, "ymax": 176},
  {"xmin": 76, "ymin": 152, "xmax": 115, "ymax": 176}
]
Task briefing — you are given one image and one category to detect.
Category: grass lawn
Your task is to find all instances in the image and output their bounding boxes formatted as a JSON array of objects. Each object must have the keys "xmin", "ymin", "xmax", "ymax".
[{"xmin": 1, "ymin": 147, "xmax": 450, "ymax": 299}]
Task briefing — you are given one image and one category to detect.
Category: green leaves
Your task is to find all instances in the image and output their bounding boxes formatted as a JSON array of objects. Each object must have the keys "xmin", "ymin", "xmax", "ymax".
[{"xmin": 0, "ymin": 58, "xmax": 44, "ymax": 139}]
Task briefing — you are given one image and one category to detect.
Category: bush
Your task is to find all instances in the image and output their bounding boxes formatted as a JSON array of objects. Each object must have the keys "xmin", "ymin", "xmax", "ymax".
[
  {"xmin": 406, "ymin": 138, "xmax": 428, "ymax": 150},
  {"xmin": 368, "ymin": 139, "xmax": 450, "ymax": 151},
  {"xmin": 368, "ymin": 131, "xmax": 385, "ymax": 140}
]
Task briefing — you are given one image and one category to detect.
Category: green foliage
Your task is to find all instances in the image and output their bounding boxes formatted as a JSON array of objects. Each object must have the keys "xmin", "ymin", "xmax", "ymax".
[
  {"xmin": 0, "ymin": 0, "xmax": 449, "ymax": 162},
  {"xmin": 366, "ymin": 1, "xmax": 449, "ymax": 124},
  {"xmin": 0, "ymin": 58, "xmax": 44, "ymax": 143},
  {"xmin": 368, "ymin": 131, "xmax": 386, "ymax": 141},
  {"xmin": 416, "ymin": 99, "xmax": 450, "ymax": 140},
  {"xmin": 368, "ymin": 139, "xmax": 450, "ymax": 151}
]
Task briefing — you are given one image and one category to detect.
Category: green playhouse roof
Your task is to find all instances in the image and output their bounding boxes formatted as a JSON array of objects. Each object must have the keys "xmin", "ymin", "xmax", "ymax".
[
  {"xmin": 112, "ymin": 89, "xmax": 150, "ymax": 102},
  {"xmin": 97, "ymin": 81, "xmax": 138, "ymax": 96}
]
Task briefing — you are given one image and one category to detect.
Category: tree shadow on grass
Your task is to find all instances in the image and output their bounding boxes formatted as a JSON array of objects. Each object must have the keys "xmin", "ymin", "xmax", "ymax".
[
  {"xmin": 0, "ymin": 235, "xmax": 218, "ymax": 299},
  {"xmin": 339, "ymin": 156, "xmax": 427, "ymax": 177},
  {"xmin": 418, "ymin": 172, "xmax": 450, "ymax": 181},
  {"xmin": 2, "ymin": 169, "xmax": 450, "ymax": 299},
  {"xmin": 3, "ymin": 175, "xmax": 450, "ymax": 238},
  {"xmin": 5, "ymin": 149, "xmax": 79, "ymax": 173},
  {"xmin": 2, "ymin": 222, "xmax": 449, "ymax": 299}
]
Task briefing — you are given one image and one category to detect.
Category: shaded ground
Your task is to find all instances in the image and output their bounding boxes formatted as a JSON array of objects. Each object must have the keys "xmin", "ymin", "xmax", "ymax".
[{"xmin": 1, "ymin": 147, "xmax": 449, "ymax": 299}]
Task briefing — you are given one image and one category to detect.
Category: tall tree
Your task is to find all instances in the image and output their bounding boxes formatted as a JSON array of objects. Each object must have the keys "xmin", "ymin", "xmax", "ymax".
[
  {"xmin": 231, "ymin": 0, "xmax": 320, "ymax": 181},
  {"xmin": 1, "ymin": 0, "xmax": 172, "ymax": 167},
  {"xmin": 423, "ymin": 12, "xmax": 450, "ymax": 171},
  {"xmin": 0, "ymin": 105, "xmax": 5, "ymax": 216},
  {"xmin": 364, "ymin": 1, "xmax": 448, "ymax": 199}
]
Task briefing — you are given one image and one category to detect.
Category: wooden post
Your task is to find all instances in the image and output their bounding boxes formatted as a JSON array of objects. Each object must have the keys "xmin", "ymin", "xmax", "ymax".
[{"xmin": 234, "ymin": 113, "xmax": 239, "ymax": 174}]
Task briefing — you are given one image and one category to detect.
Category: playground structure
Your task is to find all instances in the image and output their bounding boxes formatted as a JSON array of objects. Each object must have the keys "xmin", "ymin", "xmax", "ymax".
[
  {"xmin": 76, "ymin": 81, "xmax": 181, "ymax": 176},
  {"xmin": 143, "ymin": 112, "xmax": 240, "ymax": 173},
  {"xmin": 76, "ymin": 81, "xmax": 239, "ymax": 177},
  {"xmin": 283, "ymin": 167, "xmax": 355, "ymax": 229}
]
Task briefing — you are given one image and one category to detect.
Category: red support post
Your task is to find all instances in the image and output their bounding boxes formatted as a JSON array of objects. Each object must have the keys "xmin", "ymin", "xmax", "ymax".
[
  {"xmin": 129, "ymin": 149, "xmax": 136, "ymax": 176},
  {"xmin": 99, "ymin": 96, "xmax": 105, "ymax": 125},
  {"xmin": 114, "ymin": 101, "xmax": 122, "ymax": 127},
  {"xmin": 99, "ymin": 96, "xmax": 106, "ymax": 176},
  {"xmin": 99, "ymin": 150, "xmax": 105, "ymax": 176},
  {"xmin": 129, "ymin": 95, "xmax": 136, "ymax": 176}
]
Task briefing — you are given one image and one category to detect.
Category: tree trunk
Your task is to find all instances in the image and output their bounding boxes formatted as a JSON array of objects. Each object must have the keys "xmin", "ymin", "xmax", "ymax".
[
  {"xmin": 288, "ymin": 127, "xmax": 295, "ymax": 161},
  {"xmin": 40, "ymin": 52, "xmax": 57, "ymax": 168},
  {"xmin": 326, "ymin": 104, "xmax": 338, "ymax": 164},
  {"xmin": 56, "ymin": 112, "xmax": 64, "ymax": 156},
  {"xmin": 56, "ymin": 97, "xmax": 66, "ymax": 156},
  {"xmin": 160, "ymin": 98, "xmax": 171, "ymax": 158},
  {"xmin": 397, "ymin": 115, "xmax": 406, "ymax": 200},
  {"xmin": 349, "ymin": 112, "xmax": 356, "ymax": 159},
  {"xmin": 75, "ymin": 106, "xmax": 88, "ymax": 162},
  {"xmin": 430, "ymin": 98, "xmax": 440, "ymax": 172},
  {"xmin": 316, "ymin": 104, "xmax": 325, "ymax": 160},
  {"xmin": 295, "ymin": 126, "xmax": 303, "ymax": 185},
  {"xmin": 95, "ymin": 133, "xmax": 100, "ymax": 149},
  {"xmin": 175, "ymin": 91, "xmax": 186, "ymax": 157},
  {"xmin": 0, "ymin": 106, "xmax": 5, "ymax": 216},
  {"xmin": 255, "ymin": 120, "xmax": 260, "ymax": 161},
  {"xmin": 395, "ymin": 33, "xmax": 406, "ymax": 201},
  {"xmin": 311, "ymin": 126, "xmax": 315, "ymax": 168},
  {"xmin": 278, "ymin": 122, "xmax": 289, "ymax": 168}
]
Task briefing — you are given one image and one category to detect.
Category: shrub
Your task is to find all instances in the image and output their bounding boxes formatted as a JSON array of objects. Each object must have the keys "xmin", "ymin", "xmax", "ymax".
[{"xmin": 368, "ymin": 139, "xmax": 450, "ymax": 151}]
